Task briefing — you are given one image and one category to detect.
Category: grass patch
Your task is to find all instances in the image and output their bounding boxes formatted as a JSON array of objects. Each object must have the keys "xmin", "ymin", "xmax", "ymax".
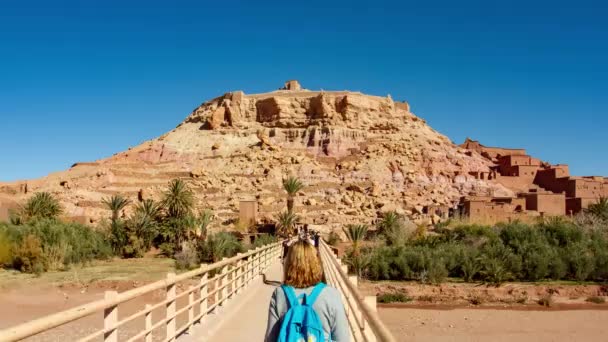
[
  {"xmin": 0, "ymin": 257, "xmax": 175, "ymax": 289},
  {"xmin": 377, "ymin": 292, "xmax": 412, "ymax": 303}
]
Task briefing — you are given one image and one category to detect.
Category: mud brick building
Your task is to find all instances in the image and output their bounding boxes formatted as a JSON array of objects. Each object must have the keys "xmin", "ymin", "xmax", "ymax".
[{"xmin": 459, "ymin": 138, "xmax": 607, "ymax": 221}]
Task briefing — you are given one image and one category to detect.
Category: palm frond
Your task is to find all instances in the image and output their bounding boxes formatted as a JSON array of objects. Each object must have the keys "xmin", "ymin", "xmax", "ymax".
[
  {"xmin": 282, "ymin": 177, "xmax": 304, "ymax": 195},
  {"xmin": 162, "ymin": 179, "xmax": 194, "ymax": 219}
]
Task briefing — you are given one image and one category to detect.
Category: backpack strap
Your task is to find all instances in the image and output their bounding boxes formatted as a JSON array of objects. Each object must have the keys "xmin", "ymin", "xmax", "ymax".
[
  {"xmin": 305, "ymin": 282, "xmax": 326, "ymax": 306},
  {"xmin": 281, "ymin": 285, "xmax": 300, "ymax": 308}
]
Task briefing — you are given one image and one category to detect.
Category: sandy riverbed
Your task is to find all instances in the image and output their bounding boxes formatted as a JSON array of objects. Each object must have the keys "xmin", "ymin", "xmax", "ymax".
[{"xmin": 379, "ymin": 306, "xmax": 608, "ymax": 342}]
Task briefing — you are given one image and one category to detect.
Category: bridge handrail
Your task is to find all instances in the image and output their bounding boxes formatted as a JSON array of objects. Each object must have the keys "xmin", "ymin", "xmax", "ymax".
[
  {"xmin": 0, "ymin": 241, "xmax": 283, "ymax": 342},
  {"xmin": 319, "ymin": 240, "xmax": 396, "ymax": 342}
]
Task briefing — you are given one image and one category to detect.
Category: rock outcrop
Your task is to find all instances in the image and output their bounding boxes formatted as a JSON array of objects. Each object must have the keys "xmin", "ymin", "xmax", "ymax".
[{"xmin": 0, "ymin": 81, "xmax": 510, "ymax": 230}]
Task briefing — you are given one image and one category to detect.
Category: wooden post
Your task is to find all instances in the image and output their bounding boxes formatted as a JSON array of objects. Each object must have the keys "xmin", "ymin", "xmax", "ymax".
[
  {"xmin": 218, "ymin": 261, "xmax": 227, "ymax": 306},
  {"xmin": 103, "ymin": 291, "xmax": 118, "ymax": 342},
  {"xmin": 235, "ymin": 257, "xmax": 243, "ymax": 294},
  {"xmin": 144, "ymin": 304, "xmax": 152, "ymax": 342},
  {"xmin": 364, "ymin": 296, "xmax": 377, "ymax": 312},
  {"xmin": 255, "ymin": 247, "xmax": 261, "ymax": 276},
  {"xmin": 227, "ymin": 262, "xmax": 234, "ymax": 301},
  {"xmin": 349, "ymin": 275, "xmax": 358, "ymax": 287},
  {"xmin": 199, "ymin": 270, "xmax": 208, "ymax": 319},
  {"xmin": 187, "ymin": 286, "xmax": 194, "ymax": 333},
  {"xmin": 363, "ymin": 296, "xmax": 378, "ymax": 342},
  {"xmin": 166, "ymin": 272, "xmax": 176, "ymax": 342}
]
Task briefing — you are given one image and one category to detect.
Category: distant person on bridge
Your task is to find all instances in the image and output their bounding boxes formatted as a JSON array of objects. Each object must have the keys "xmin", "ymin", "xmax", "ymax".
[{"xmin": 265, "ymin": 240, "xmax": 350, "ymax": 342}]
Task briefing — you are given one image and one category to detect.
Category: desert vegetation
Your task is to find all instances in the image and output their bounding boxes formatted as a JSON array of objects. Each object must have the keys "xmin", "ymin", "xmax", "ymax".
[
  {"xmin": 0, "ymin": 179, "xmax": 279, "ymax": 275},
  {"xmin": 0, "ymin": 192, "xmax": 111, "ymax": 274},
  {"xmin": 342, "ymin": 198, "xmax": 608, "ymax": 285}
]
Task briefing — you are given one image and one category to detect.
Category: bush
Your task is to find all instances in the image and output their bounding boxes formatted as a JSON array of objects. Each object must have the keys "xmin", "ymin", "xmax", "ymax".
[
  {"xmin": 175, "ymin": 242, "xmax": 199, "ymax": 270},
  {"xmin": 12, "ymin": 234, "xmax": 44, "ymax": 274},
  {"xmin": 0, "ymin": 231, "xmax": 12, "ymax": 266},
  {"xmin": 326, "ymin": 231, "xmax": 340, "ymax": 246},
  {"xmin": 586, "ymin": 296, "xmax": 606, "ymax": 304},
  {"xmin": 538, "ymin": 294, "xmax": 554, "ymax": 307},
  {"xmin": 0, "ymin": 220, "xmax": 112, "ymax": 273},
  {"xmin": 252, "ymin": 234, "xmax": 277, "ymax": 249},
  {"xmin": 377, "ymin": 292, "xmax": 412, "ymax": 303},
  {"xmin": 198, "ymin": 232, "xmax": 243, "ymax": 263},
  {"xmin": 356, "ymin": 219, "xmax": 608, "ymax": 284}
]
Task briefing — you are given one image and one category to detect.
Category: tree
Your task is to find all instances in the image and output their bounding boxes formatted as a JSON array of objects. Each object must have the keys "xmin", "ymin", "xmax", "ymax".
[
  {"xmin": 102, "ymin": 195, "xmax": 131, "ymax": 254},
  {"xmin": 197, "ymin": 210, "xmax": 213, "ymax": 239},
  {"xmin": 378, "ymin": 211, "xmax": 400, "ymax": 234},
  {"xmin": 102, "ymin": 195, "xmax": 131, "ymax": 224},
  {"xmin": 276, "ymin": 211, "xmax": 298, "ymax": 238},
  {"xmin": 162, "ymin": 179, "xmax": 194, "ymax": 219},
  {"xmin": 198, "ymin": 232, "xmax": 243, "ymax": 263},
  {"xmin": 131, "ymin": 199, "xmax": 162, "ymax": 250},
  {"xmin": 18, "ymin": 192, "xmax": 63, "ymax": 222},
  {"xmin": 282, "ymin": 177, "xmax": 304, "ymax": 213},
  {"xmin": 586, "ymin": 197, "xmax": 608, "ymax": 221},
  {"xmin": 343, "ymin": 224, "xmax": 368, "ymax": 256}
]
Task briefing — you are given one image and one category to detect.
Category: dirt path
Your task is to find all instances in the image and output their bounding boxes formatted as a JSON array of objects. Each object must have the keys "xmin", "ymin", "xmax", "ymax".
[{"xmin": 379, "ymin": 307, "xmax": 608, "ymax": 342}]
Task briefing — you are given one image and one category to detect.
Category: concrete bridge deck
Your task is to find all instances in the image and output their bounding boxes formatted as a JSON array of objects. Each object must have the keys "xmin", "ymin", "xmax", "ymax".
[{"xmin": 180, "ymin": 260, "xmax": 283, "ymax": 341}]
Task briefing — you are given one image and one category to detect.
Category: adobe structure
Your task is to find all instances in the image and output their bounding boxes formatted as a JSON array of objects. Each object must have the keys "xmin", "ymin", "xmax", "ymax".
[{"xmin": 459, "ymin": 138, "xmax": 608, "ymax": 221}]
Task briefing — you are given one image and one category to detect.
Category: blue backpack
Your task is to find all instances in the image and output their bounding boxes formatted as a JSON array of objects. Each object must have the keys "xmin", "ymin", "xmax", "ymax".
[{"xmin": 278, "ymin": 283, "xmax": 326, "ymax": 342}]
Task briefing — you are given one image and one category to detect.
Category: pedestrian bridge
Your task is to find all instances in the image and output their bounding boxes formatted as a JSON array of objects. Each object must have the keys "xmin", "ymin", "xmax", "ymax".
[{"xmin": 0, "ymin": 241, "xmax": 395, "ymax": 342}]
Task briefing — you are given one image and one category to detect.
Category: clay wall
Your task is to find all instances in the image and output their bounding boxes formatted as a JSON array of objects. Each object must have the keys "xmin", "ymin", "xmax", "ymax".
[
  {"xmin": 567, "ymin": 178, "xmax": 608, "ymax": 199},
  {"xmin": 525, "ymin": 193, "xmax": 566, "ymax": 216},
  {"xmin": 463, "ymin": 200, "xmax": 529, "ymax": 223},
  {"xmin": 239, "ymin": 201, "xmax": 258, "ymax": 227},
  {"xmin": 459, "ymin": 139, "xmax": 526, "ymax": 159},
  {"xmin": 0, "ymin": 199, "xmax": 19, "ymax": 222},
  {"xmin": 494, "ymin": 174, "xmax": 535, "ymax": 192}
]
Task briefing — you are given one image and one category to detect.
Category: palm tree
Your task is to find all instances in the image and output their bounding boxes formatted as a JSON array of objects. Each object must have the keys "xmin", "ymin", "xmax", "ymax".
[
  {"xmin": 276, "ymin": 211, "xmax": 298, "ymax": 238},
  {"xmin": 135, "ymin": 199, "xmax": 162, "ymax": 221},
  {"xmin": 198, "ymin": 210, "xmax": 213, "ymax": 238},
  {"xmin": 282, "ymin": 176, "xmax": 304, "ymax": 213},
  {"xmin": 132, "ymin": 199, "xmax": 162, "ymax": 248},
  {"xmin": 162, "ymin": 179, "xmax": 194, "ymax": 219},
  {"xmin": 102, "ymin": 195, "xmax": 131, "ymax": 224},
  {"xmin": 203, "ymin": 232, "xmax": 242, "ymax": 262},
  {"xmin": 586, "ymin": 197, "xmax": 608, "ymax": 221},
  {"xmin": 378, "ymin": 211, "xmax": 400, "ymax": 234},
  {"xmin": 343, "ymin": 224, "xmax": 368, "ymax": 256},
  {"xmin": 19, "ymin": 192, "xmax": 63, "ymax": 222}
]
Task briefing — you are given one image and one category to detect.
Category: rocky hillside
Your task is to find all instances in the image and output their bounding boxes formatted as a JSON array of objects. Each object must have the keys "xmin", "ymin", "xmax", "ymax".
[{"xmin": 0, "ymin": 81, "xmax": 511, "ymax": 230}]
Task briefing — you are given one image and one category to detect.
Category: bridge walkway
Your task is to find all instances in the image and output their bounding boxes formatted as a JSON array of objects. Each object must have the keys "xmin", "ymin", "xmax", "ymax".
[{"xmin": 181, "ymin": 260, "xmax": 282, "ymax": 341}]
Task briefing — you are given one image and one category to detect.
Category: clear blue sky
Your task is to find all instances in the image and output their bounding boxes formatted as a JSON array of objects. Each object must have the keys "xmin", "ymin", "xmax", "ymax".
[{"xmin": 1, "ymin": 0, "xmax": 607, "ymax": 181}]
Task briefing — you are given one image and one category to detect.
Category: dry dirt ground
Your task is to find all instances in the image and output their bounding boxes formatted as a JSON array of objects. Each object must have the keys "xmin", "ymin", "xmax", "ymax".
[
  {"xmin": 2, "ymin": 262, "xmax": 608, "ymax": 341},
  {"xmin": 379, "ymin": 306, "xmax": 608, "ymax": 342}
]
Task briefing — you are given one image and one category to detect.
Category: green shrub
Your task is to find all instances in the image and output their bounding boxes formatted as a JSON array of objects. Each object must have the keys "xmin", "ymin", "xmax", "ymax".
[
  {"xmin": 198, "ymin": 232, "xmax": 243, "ymax": 263},
  {"xmin": 0, "ymin": 231, "xmax": 13, "ymax": 266},
  {"xmin": 1, "ymin": 220, "xmax": 112, "ymax": 273},
  {"xmin": 12, "ymin": 234, "xmax": 44, "ymax": 274},
  {"xmin": 355, "ymin": 218, "xmax": 608, "ymax": 284},
  {"xmin": 252, "ymin": 234, "xmax": 277, "ymax": 249},
  {"xmin": 377, "ymin": 292, "xmax": 412, "ymax": 303}
]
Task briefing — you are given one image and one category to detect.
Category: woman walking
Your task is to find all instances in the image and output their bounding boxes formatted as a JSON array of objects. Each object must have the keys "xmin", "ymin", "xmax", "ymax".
[{"xmin": 265, "ymin": 240, "xmax": 350, "ymax": 342}]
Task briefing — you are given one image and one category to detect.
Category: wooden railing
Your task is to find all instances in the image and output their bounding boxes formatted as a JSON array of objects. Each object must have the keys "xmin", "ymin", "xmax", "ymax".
[
  {"xmin": 0, "ymin": 242, "xmax": 283, "ymax": 342},
  {"xmin": 319, "ymin": 240, "xmax": 396, "ymax": 342}
]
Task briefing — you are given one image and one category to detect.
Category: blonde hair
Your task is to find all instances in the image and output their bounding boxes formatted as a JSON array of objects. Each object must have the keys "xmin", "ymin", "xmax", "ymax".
[{"xmin": 284, "ymin": 240, "xmax": 323, "ymax": 288}]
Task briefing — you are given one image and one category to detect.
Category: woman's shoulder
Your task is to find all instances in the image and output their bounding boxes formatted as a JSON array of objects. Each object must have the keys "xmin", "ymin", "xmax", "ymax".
[{"xmin": 320, "ymin": 284, "xmax": 339, "ymax": 295}]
